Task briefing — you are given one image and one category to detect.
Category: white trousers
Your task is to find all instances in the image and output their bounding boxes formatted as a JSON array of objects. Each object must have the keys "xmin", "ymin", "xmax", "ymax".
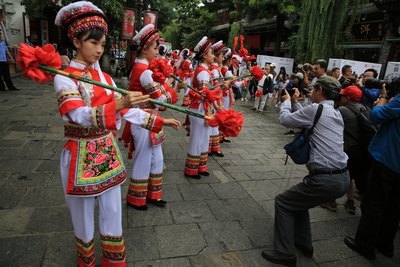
[
  {"xmin": 131, "ymin": 124, "xmax": 163, "ymax": 179},
  {"xmin": 60, "ymin": 149, "xmax": 123, "ymax": 243},
  {"xmin": 254, "ymin": 94, "xmax": 269, "ymax": 111},
  {"xmin": 223, "ymin": 94, "xmax": 231, "ymax": 110},
  {"xmin": 188, "ymin": 106, "xmax": 210, "ymax": 156}
]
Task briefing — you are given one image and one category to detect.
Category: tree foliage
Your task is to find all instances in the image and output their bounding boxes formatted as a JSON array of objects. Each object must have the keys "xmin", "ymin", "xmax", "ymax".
[{"xmin": 295, "ymin": 0, "xmax": 368, "ymax": 62}]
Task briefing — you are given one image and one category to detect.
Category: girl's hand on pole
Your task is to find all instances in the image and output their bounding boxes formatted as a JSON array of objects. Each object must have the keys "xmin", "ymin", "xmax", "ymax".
[
  {"xmin": 116, "ymin": 91, "xmax": 150, "ymax": 110},
  {"xmin": 163, "ymin": 118, "xmax": 181, "ymax": 130}
]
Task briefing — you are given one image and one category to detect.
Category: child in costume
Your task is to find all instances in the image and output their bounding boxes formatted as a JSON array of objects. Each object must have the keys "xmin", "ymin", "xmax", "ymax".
[
  {"xmin": 208, "ymin": 40, "xmax": 227, "ymax": 157},
  {"xmin": 124, "ymin": 24, "xmax": 180, "ymax": 210},
  {"xmin": 184, "ymin": 36, "xmax": 216, "ymax": 179},
  {"xmin": 54, "ymin": 2, "xmax": 177, "ymax": 265}
]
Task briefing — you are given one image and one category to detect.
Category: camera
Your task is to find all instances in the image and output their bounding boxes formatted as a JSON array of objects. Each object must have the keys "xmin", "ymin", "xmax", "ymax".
[
  {"xmin": 364, "ymin": 77, "xmax": 384, "ymax": 89},
  {"xmin": 282, "ymin": 88, "xmax": 296, "ymax": 97}
]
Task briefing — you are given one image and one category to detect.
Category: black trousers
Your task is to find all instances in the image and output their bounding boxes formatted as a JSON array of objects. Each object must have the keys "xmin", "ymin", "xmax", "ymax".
[
  {"xmin": 355, "ymin": 160, "xmax": 400, "ymax": 254},
  {"xmin": 0, "ymin": 61, "xmax": 16, "ymax": 90}
]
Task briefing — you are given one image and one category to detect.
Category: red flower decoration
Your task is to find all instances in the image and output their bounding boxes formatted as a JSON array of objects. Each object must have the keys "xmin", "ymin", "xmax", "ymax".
[
  {"xmin": 83, "ymin": 170, "xmax": 95, "ymax": 178},
  {"xmin": 94, "ymin": 153, "xmax": 109, "ymax": 165},
  {"xmin": 87, "ymin": 141, "xmax": 96, "ymax": 153},
  {"xmin": 250, "ymin": 66, "xmax": 264, "ymax": 81},
  {"xmin": 106, "ymin": 136, "xmax": 113, "ymax": 147},
  {"xmin": 17, "ymin": 43, "xmax": 62, "ymax": 83},
  {"xmin": 207, "ymin": 109, "xmax": 244, "ymax": 137},
  {"xmin": 111, "ymin": 161, "xmax": 121, "ymax": 169}
]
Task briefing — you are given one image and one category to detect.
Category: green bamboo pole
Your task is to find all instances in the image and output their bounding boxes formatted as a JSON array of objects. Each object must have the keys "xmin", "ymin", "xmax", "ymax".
[
  {"xmin": 213, "ymin": 74, "xmax": 252, "ymax": 81},
  {"xmin": 38, "ymin": 65, "xmax": 212, "ymax": 120},
  {"xmin": 170, "ymin": 74, "xmax": 203, "ymax": 95}
]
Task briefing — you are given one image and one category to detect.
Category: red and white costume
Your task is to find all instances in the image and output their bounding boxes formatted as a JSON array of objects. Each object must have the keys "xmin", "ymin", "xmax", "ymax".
[
  {"xmin": 184, "ymin": 37, "xmax": 214, "ymax": 176},
  {"xmin": 124, "ymin": 25, "xmax": 178, "ymax": 208},
  {"xmin": 53, "ymin": 2, "xmax": 166, "ymax": 266}
]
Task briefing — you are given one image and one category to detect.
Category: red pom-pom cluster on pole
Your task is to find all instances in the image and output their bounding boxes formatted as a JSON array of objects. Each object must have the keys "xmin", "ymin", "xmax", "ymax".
[
  {"xmin": 17, "ymin": 43, "xmax": 62, "ymax": 83},
  {"xmin": 207, "ymin": 109, "xmax": 244, "ymax": 137},
  {"xmin": 250, "ymin": 66, "xmax": 264, "ymax": 81},
  {"xmin": 149, "ymin": 58, "xmax": 173, "ymax": 83}
]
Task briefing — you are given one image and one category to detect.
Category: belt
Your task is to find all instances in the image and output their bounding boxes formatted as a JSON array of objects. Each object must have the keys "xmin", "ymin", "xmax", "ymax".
[{"xmin": 309, "ymin": 167, "xmax": 348, "ymax": 175}]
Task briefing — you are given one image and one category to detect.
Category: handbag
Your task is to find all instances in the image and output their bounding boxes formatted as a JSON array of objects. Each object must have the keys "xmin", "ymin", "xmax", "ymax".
[{"xmin": 284, "ymin": 104, "xmax": 323, "ymax": 164}]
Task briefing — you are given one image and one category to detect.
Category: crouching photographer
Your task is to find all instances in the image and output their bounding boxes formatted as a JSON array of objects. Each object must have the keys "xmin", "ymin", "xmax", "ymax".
[{"xmin": 262, "ymin": 76, "xmax": 350, "ymax": 265}]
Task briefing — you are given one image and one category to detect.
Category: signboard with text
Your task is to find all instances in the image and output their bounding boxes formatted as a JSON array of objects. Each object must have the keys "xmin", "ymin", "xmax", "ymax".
[{"xmin": 328, "ymin": 58, "xmax": 382, "ymax": 77}]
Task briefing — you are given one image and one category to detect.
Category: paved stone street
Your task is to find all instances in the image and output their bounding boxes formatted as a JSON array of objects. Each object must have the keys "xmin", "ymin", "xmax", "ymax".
[{"xmin": 0, "ymin": 76, "xmax": 399, "ymax": 267}]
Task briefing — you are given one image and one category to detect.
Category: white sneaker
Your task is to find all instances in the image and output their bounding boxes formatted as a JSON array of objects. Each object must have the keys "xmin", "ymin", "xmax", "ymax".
[
  {"xmin": 274, "ymin": 104, "xmax": 278, "ymax": 108},
  {"xmin": 240, "ymin": 98, "xmax": 244, "ymax": 102},
  {"xmin": 244, "ymin": 98, "xmax": 249, "ymax": 102}
]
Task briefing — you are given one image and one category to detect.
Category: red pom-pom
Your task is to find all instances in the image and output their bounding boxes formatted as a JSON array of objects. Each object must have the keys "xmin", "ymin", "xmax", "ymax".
[
  {"xmin": 255, "ymin": 89, "xmax": 263, "ymax": 98},
  {"xmin": 203, "ymin": 88, "xmax": 222, "ymax": 103},
  {"xmin": 250, "ymin": 66, "xmax": 264, "ymax": 81},
  {"xmin": 149, "ymin": 58, "xmax": 173, "ymax": 83},
  {"xmin": 207, "ymin": 109, "xmax": 244, "ymax": 137},
  {"xmin": 17, "ymin": 43, "xmax": 62, "ymax": 83},
  {"xmin": 238, "ymin": 48, "xmax": 248, "ymax": 58}
]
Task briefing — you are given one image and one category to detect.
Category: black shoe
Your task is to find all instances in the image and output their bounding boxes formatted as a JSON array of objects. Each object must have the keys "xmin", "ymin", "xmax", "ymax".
[
  {"xmin": 9, "ymin": 87, "xmax": 19, "ymax": 91},
  {"xmin": 261, "ymin": 249, "xmax": 297, "ymax": 266},
  {"xmin": 223, "ymin": 139, "xmax": 231, "ymax": 143},
  {"xmin": 320, "ymin": 200, "xmax": 337, "ymax": 212},
  {"xmin": 284, "ymin": 130, "xmax": 295, "ymax": 135},
  {"xmin": 295, "ymin": 243, "xmax": 313, "ymax": 258},
  {"xmin": 147, "ymin": 198, "xmax": 167, "ymax": 207},
  {"xmin": 198, "ymin": 171, "xmax": 210, "ymax": 176},
  {"xmin": 127, "ymin": 202, "xmax": 148, "ymax": 211},
  {"xmin": 184, "ymin": 173, "xmax": 201, "ymax": 179},
  {"xmin": 208, "ymin": 152, "xmax": 212, "ymax": 156},
  {"xmin": 376, "ymin": 244, "xmax": 394, "ymax": 258},
  {"xmin": 212, "ymin": 152, "xmax": 224, "ymax": 157},
  {"xmin": 0, "ymin": 88, "xmax": 5, "ymax": 91},
  {"xmin": 344, "ymin": 236, "xmax": 375, "ymax": 260}
]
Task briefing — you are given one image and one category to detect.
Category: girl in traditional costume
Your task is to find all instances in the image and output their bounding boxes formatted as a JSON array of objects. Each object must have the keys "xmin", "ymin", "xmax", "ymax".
[
  {"xmin": 208, "ymin": 41, "xmax": 226, "ymax": 157},
  {"xmin": 54, "ymin": 2, "xmax": 175, "ymax": 265},
  {"xmin": 184, "ymin": 36, "xmax": 215, "ymax": 179},
  {"xmin": 124, "ymin": 24, "xmax": 180, "ymax": 210}
]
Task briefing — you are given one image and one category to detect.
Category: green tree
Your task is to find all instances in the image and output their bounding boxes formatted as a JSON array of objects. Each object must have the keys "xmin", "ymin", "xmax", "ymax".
[
  {"xmin": 295, "ymin": 0, "xmax": 368, "ymax": 62},
  {"xmin": 247, "ymin": 0, "xmax": 297, "ymax": 56},
  {"xmin": 181, "ymin": 9, "xmax": 217, "ymax": 48}
]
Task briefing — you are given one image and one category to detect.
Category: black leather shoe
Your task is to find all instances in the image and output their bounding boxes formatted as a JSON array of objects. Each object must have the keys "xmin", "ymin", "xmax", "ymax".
[
  {"xmin": 295, "ymin": 243, "xmax": 313, "ymax": 258},
  {"xmin": 184, "ymin": 173, "xmax": 201, "ymax": 179},
  {"xmin": 147, "ymin": 198, "xmax": 167, "ymax": 207},
  {"xmin": 261, "ymin": 249, "xmax": 297, "ymax": 266},
  {"xmin": 127, "ymin": 202, "xmax": 148, "ymax": 211},
  {"xmin": 223, "ymin": 139, "xmax": 231, "ymax": 143},
  {"xmin": 344, "ymin": 236, "xmax": 375, "ymax": 260},
  {"xmin": 208, "ymin": 152, "xmax": 212, "ymax": 156},
  {"xmin": 376, "ymin": 245, "xmax": 394, "ymax": 258},
  {"xmin": 198, "ymin": 171, "xmax": 210, "ymax": 176},
  {"xmin": 212, "ymin": 152, "xmax": 224, "ymax": 157}
]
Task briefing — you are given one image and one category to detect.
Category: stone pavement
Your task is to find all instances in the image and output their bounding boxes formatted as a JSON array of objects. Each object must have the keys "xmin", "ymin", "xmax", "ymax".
[{"xmin": 0, "ymin": 76, "xmax": 399, "ymax": 267}]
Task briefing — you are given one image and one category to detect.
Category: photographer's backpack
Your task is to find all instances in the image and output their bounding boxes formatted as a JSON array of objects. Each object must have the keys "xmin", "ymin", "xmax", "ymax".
[{"xmin": 346, "ymin": 104, "xmax": 377, "ymax": 153}]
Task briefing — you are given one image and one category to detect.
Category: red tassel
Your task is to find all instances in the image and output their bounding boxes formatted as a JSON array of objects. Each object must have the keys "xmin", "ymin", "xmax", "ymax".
[
  {"xmin": 207, "ymin": 110, "xmax": 244, "ymax": 137},
  {"xmin": 17, "ymin": 43, "xmax": 62, "ymax": 83}
]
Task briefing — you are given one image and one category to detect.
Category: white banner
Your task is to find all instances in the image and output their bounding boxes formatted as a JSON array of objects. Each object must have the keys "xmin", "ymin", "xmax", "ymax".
[
  {"xmin": 257, "ymin": 55, "xmax": 294, "ymax": 74},
  {"xmin": 328, "ymin": 58, "xmax": 382, "ymax": 78},
  {"xmin": 384, "ymin": 62, "xmax": 400, "ymax": 82}
]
